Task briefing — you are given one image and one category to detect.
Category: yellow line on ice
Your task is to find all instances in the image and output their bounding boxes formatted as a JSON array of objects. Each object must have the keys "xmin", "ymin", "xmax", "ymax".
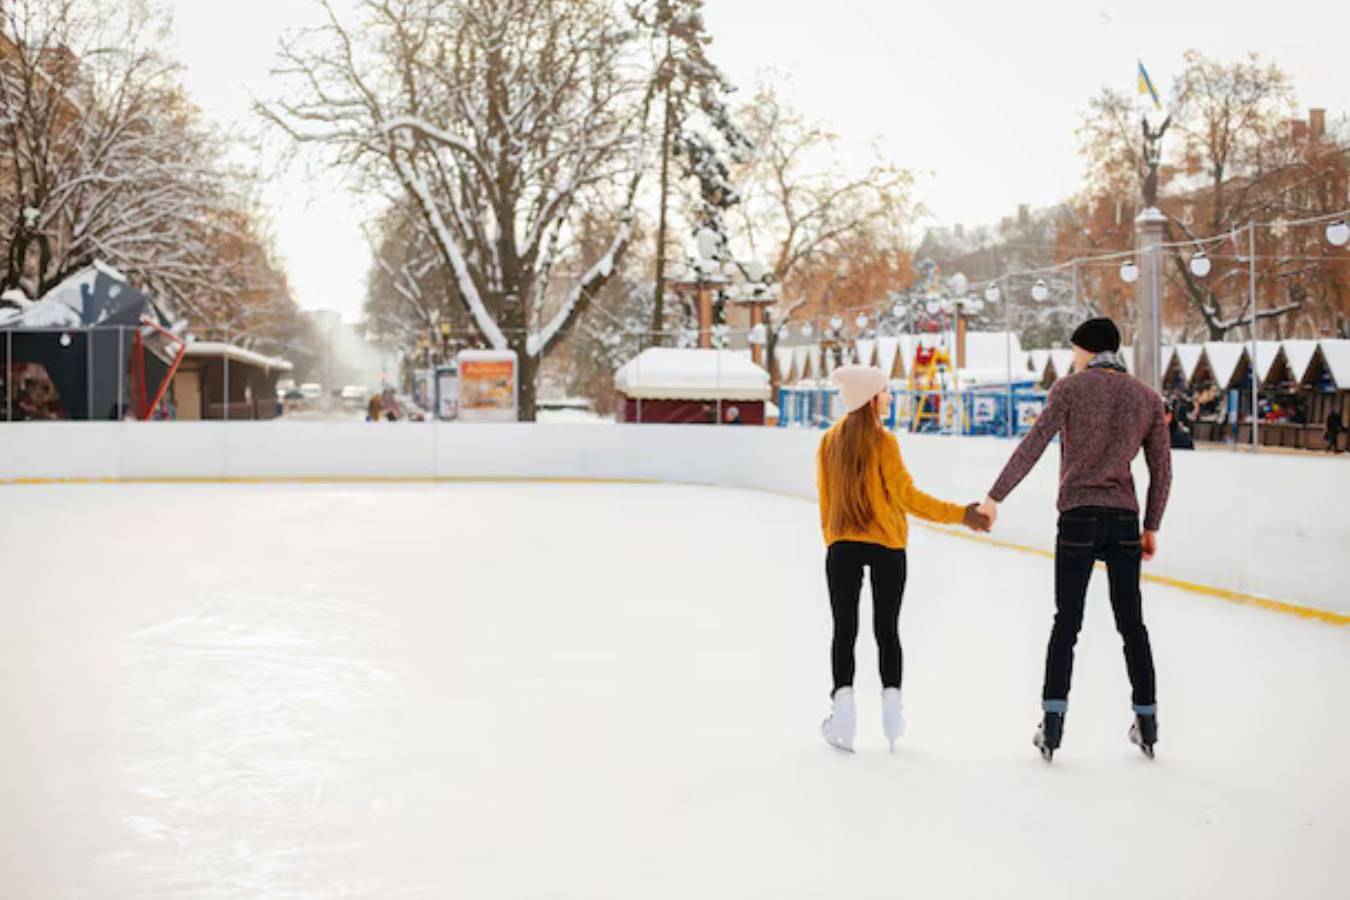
[{"xmin": 915, "ymin": 522, "xmax": 1349, "ymax": 627}]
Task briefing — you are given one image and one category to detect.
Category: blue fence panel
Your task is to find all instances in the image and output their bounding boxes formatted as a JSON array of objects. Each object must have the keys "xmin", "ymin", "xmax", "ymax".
[{"xmin": 777, "ymin": 384, "xmax": 1048, "ymax": 436}]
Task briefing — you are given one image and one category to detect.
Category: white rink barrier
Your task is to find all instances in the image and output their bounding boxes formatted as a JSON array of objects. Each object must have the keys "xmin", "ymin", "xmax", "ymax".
[{"xmin": 2, "ymin": 421, "xmax": 1347, "ymax": 618}]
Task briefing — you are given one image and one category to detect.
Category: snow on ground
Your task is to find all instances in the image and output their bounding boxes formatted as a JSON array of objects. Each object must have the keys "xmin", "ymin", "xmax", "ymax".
[{"xmin": 1, "ymin": 483, "xmax": 1346, "ymax": 898}]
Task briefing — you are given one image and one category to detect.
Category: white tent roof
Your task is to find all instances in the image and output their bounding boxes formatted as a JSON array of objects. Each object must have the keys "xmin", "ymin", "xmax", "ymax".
[
  {"xmin": 792, "ymin": 345, "xmax": 810, "ymax": 381},
  {"xmin": 614, "ymin": 348, "xmax": 770, "ymax": 401},
  {"xmin": 184, "ymin": 341, "xmax": 293, "ymax": 372},
  {"xmin": 1250, "ymin": 341, "xmax": 1284, "ymax": 383},
  {"xmin": 1282, "ymin": 340, "xmax": 1319, "ymax": 382},
  {"xmin": 773, "ymin": 346, "xmax": 795, "ymax": 382},
  {"xmin": 854, "ymin": 338, "xmax": 876, "ymax": 367},
  {"xmin": 1318, "ymin": 339, "xmax": 1350, "ymax": 387},
  {"xmin": 1026, "ymin": 349, "xmax": 1052, "ymax": 378},
  {"xmin": 1048, "ymin": 349, "xmax": 1076, "ymax": 379},
  {"xmin": 1119, "ymin": 344, "xmax": 1136, "ymax": 375},
  {"xmin": 1202, "ymin": 342, "xmax": 1248, "ymax": 388},
  {"xmin": 1170, "ymin": 344, "xmax": 1204, "ymax": 380},
  {"xmin": 962, "ymin": 331, "xmax": 1027, "ymax": 373},
  {"xmin": 875, "ymin": 337, "xmax": 901, "ymax": 377}
]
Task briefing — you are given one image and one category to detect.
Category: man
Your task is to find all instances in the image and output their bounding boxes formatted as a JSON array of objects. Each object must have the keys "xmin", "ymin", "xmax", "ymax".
[
  {"xmin": 978, "ymin": 318, "xmax": 1171, "ymax": 761},
  {"xmin": 1166, "ymin": 404, "xmax": 1194, "ymax": 450},
  {"xmin": 1325, "ymin": 407, "xmax": 1343, "ymax": 454}
]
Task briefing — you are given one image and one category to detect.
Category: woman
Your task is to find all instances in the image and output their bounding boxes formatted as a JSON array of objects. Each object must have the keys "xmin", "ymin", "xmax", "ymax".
[{"xmin": 817, "ymin": 365, "xmax": 991, "ymax": 752}]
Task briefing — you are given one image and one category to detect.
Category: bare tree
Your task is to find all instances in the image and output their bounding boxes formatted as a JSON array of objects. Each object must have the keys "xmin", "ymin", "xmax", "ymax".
[
  {"xmin": 0, "ymin": 0, "xmax": 268, "ymax": 327},
  {"xmin": 725, "ymin": 84, "xmax": 918, "ymax": 382},
  {"xmin": 261, "ymin": 0, "xmax": 649, "ymax": 419}
]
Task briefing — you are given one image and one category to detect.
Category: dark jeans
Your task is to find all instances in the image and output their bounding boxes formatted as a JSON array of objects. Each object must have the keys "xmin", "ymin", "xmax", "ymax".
[
  {"xmin": 826, "ymin": 541, "xmax": 907, "ymax": 693},
  {"xmin": 1044, "ymin": 507, "xmax": 1157, "ymax": 711}
]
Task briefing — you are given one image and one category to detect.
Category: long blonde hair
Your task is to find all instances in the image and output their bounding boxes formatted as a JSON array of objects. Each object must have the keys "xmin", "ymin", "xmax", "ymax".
[{"xmin": 822, "ymin": 395, "xmax": 886, "ymax": 535}]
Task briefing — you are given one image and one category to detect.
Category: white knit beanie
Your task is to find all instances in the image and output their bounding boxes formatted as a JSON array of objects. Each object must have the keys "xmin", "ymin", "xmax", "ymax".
[{"xmin": 831, "ymin": 365, "xmax": 888, "ymax": 414}]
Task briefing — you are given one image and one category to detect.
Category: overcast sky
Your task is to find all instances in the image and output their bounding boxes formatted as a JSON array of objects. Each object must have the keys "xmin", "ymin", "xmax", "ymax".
[{"xmin": 165, "ymin": 0, "xmax": 1350, "ymax": 322}]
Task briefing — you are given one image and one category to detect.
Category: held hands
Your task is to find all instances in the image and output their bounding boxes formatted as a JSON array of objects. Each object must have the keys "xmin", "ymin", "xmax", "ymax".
[
  {"xmin": 977, "ymin": 496, "xmax": 1000, "ymax": 530},
  {"xmin": 1141, "ymin": 530, "xmax": 1158, "ymax": 561},
  {"xmin": 962, "ymin": 503, "xmax": 993, "ymax": 533}
]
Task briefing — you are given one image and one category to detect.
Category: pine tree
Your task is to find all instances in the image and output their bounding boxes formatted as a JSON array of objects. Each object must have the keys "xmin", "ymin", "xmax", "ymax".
[{"xmin": 630, "ymin": 0, "xmax": 750, "ymax": 341}]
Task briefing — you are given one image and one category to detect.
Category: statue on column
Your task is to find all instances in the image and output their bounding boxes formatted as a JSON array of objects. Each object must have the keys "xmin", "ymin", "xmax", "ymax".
[{"xmin": 1140, "ymin": 113, "xmax": 1172, "ymax": 208}]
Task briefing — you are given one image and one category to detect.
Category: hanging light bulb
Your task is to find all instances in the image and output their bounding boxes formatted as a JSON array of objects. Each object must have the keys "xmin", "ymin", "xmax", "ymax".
[
  {"xmin": 748, "ymin": 323, "xmax": 766, "ymax": 345},
  {"xmin": 1189, "ymin": 251, "xmax": 1212, "ymax": 278},
  {"xmin": 891, "ymin": 302, "xmax": 906, "ymax": 319},
  {"xmin": 800, "ymin": 323, "xmax": 814, "ymax": 338},
  {"xmin": 925, "ymin": 299, "xmax": 940, "ymax": 315},
  {"xmin": 1031, "ymin": 279, "xmax": 1050, "ymax": 302},
  {"xmin": 1120, "ymin": 260, "xmax": 1139, "ymax": 284},
  {"xmin": 948, "ymin": 272, "xmax": 969, "ymax": 296},
  {"xmin": 969, "ymin": 299, "xmax": 985, "ymax": 315},
  {"xmin": 1327, "ymin": 219, "xmax": 1350, "ymax": 248},
  {"xmin": 984, "ymin": 284, "xmax": 1000, "ymax": 304},
  {"xmin": 855, "ymin": 313, "xmax": 869, "ymax": 329},
  {"xmin": 829, "ymin": 315, "xmax": 843, "ymax": 332}
]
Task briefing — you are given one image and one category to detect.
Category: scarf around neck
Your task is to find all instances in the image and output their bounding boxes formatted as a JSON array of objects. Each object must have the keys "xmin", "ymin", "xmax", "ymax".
[{"xmin": 1086, "ymin": 350, "xmax": 1128, "ymax": 373}]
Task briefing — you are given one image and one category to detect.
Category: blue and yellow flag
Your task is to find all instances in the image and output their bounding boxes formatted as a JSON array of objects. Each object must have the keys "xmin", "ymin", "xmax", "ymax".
[{"xmin": 1137, "ymin": 60, "xmax": 1162, "ymax": 111}]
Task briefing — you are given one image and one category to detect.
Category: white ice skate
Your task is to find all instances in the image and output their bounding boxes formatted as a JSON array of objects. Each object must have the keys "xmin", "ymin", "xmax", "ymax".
[
  {"xmin": 881, "ymin": 687, "xmax": 906, "ymax": 753},
  {"xmin": 820, "ymin": 686, "xmax": 856, "ymax": 753}
]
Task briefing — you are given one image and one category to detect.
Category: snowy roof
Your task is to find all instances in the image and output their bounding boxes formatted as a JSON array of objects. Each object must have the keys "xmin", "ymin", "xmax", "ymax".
[
  {"xmin": 1201, "ymin": 342, "xmax": 1248, "ymax": 388},
  {"xmin": 875, "ymin": 337, "xmax": 901, "ymax": 377},
  {"xmin": 854, "ymin": 338, "xmax": 876, "ymax": 367},
  {"xmin": 0, "ymin": 261, "xmax": 171, "ymax": 330},
  {"xmin": 1119, "ymin": 344, "xmax": 1136, "ymax": 375},
  {"xmin": 1048, "ymin": 349, "xmax": 1076, "ymax": 379},
  {"xmin": 1250, "ymin": 341, "xmax": 1284, "ymax": 383},
  {"xmin": 1281, "ymin": 340, "xmax": 1319, "ymax": 383},
  {"xmin": 614, "ymin": 348, "xmax": 770, "ymax": 401},
  {"xmin": 1168, "ymin": 344, "xmax": 1204, "ymax": 380},
  {"xmin": 1317, "ymin": 339, "xmax": 1350, "ymax": 387},
  {"xmin": 0, "ymin": 295, "xmax": 81, "ymax": 328},
  {"xmin": 184, "ymin": 341, "xmax": 293, "ymax": 372},
  {"xmin": 962, "ymin": 331, "xmax": 1027, "ymax": 373}
]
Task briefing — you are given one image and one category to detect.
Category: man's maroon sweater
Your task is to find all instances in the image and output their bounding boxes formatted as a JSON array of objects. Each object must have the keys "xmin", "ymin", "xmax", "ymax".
[{"xmin": 988, "ymin": 368, "xmax": 1172, "ymax": 531}]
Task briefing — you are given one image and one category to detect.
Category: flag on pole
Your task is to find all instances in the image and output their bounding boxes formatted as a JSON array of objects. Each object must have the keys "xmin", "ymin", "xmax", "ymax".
[{"xmin": 1137, "ymin": 60, "xmax": 1162, "ymax": 111}]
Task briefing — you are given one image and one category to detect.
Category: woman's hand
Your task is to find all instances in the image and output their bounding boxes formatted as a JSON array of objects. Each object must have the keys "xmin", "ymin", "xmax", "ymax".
[
  {"xmin": 963, "ymin": 503, "xmax": 993, "ymax": 533},
  {"xmin": 977, "ymin": 496, "xmax": 999, "ymax": 529}
]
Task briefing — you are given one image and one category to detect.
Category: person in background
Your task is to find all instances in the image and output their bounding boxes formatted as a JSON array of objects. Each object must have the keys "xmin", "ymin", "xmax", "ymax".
[
  {"xmin": 724, "ymin": 405, "xmax": 743, "ymax": 425},
  {"xmin": 1166, "ymin": 406, "xmax": 1194, "ymax": 450},
  {"xmin": 1325, "ymin": 406, "xmax": 1344, "ymax": 453},
  {"xmin": 978, "ymin": 317, "xmax": 1171, "ymax": 762},
  {"xmin": 816, "ymin": 365, "xmax": 991, "ymax": 753}
]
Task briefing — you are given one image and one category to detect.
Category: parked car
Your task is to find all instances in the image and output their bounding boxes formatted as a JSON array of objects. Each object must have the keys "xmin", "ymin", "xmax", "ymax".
[
  {"xmin": 299, "ymin": 383, "xmax": 323, "ymax": 401},
  {"xmin": 340, "ymin": 385, "xmax": 371, "ymax": 409}
]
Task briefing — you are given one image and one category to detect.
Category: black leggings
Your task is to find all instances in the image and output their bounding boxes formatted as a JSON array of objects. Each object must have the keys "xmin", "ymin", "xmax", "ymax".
[{"xmin": 826, "ymin": 541, "xmax": 908, "ymax": 693}]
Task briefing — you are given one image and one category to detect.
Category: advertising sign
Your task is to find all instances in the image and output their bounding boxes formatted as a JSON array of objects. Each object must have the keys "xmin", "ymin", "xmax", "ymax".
[{"xmin": 457, "ymin": 350, "xmax": 518, "ymax": 422}]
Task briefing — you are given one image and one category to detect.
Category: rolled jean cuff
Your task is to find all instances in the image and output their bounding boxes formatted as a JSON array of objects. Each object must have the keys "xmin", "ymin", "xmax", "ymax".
[
  {"xmin": 1042, "ymin": 699, "xmax": 1068, "ymax": 714},
  {"xmin": 1133, "ymin": 703, "xmax": 1157, "ymax": 715}
]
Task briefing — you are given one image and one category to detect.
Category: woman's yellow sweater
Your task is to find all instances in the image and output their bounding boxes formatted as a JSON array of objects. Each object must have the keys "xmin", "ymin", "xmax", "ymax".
[{"xmin": 816, "ymin": 425, "xmax": 966, "ymax": 549}]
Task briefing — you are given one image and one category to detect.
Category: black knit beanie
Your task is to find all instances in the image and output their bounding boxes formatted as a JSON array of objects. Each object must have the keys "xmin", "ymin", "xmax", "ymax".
[{"xmin": 1070, "ymin": 317, "xmax": 1121, "ymax": 354}]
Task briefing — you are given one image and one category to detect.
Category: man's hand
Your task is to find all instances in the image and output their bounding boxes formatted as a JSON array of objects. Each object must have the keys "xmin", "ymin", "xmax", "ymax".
[
  {"xmin": 977, "ymin": 496, "xmax": 999, "ymax": 529},
  {"xmin": 1141, "ymin": 530, "xmax": 1158, "ymax": 561},
  {"xmin": 963, "ymin": 503, "xmax": 992, "ymax": 533}
]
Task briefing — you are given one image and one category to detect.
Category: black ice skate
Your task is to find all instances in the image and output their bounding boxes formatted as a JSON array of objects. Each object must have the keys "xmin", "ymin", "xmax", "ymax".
[
  {"xmin": 1033, "ymin": 712, "xmax": 1064, "ymax": 762},
  {"xmin": 1129, "ymin": 713, "xmax": 1158, "ymax": 759}
]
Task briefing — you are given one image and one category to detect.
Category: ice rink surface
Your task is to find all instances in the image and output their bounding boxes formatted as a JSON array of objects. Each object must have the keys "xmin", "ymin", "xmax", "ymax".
[{"xmin": 2, "ymin": 482, "xmax": 1347, "ymax": 898}]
